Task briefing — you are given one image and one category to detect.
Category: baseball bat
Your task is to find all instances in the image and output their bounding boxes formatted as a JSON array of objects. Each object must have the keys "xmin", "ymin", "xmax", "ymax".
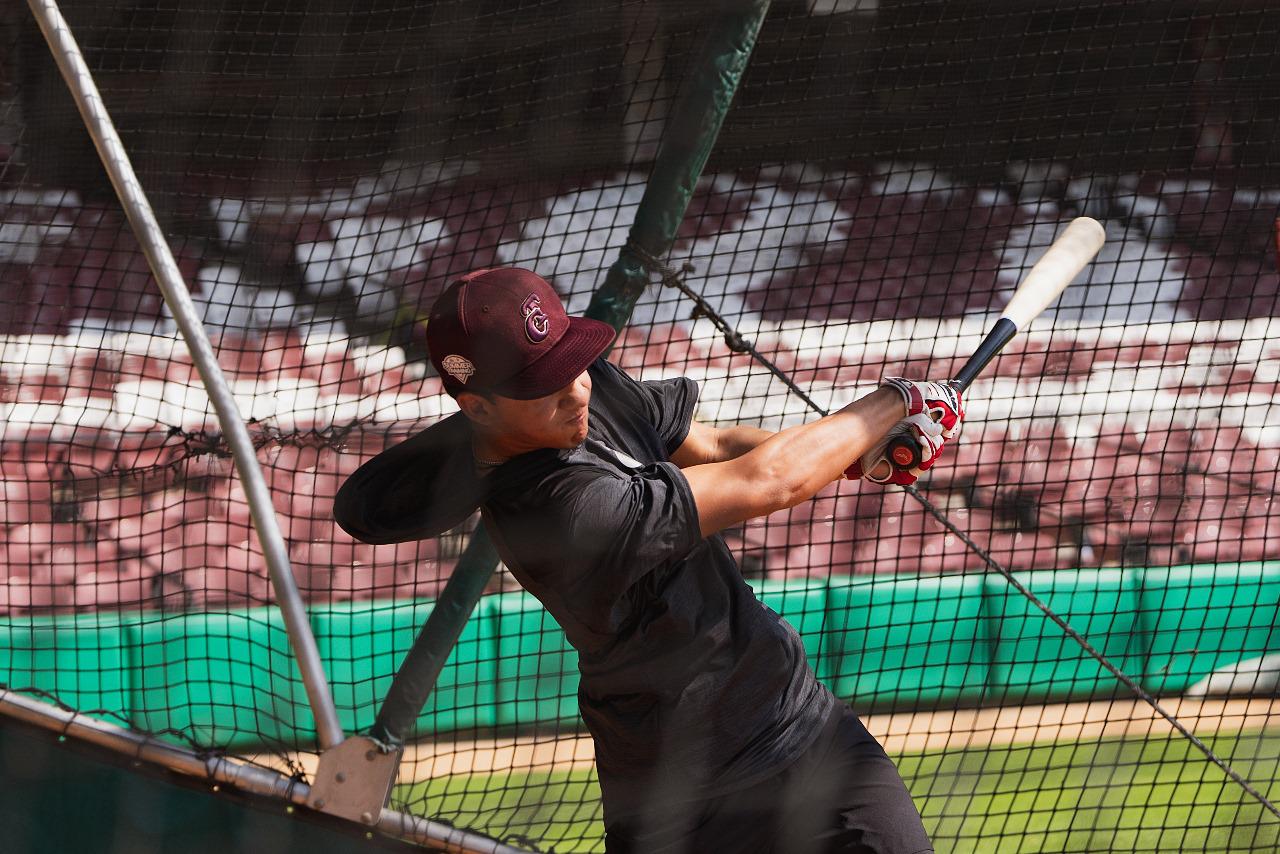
[{"xmin": 886, "ymin": 216, "xmax": 1107, "ymax": 470}]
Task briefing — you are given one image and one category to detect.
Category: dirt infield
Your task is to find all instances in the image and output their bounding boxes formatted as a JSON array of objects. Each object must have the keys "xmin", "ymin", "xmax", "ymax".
[{"xmin": 251, "ymin": 696, "xmax": 1280, "ymax": 783}]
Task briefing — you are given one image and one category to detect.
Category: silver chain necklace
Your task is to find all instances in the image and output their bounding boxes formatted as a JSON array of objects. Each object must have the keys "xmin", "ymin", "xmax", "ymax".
[{"xmin": 472, "ymin": 449, "xmax": 508, "ymax": 467}]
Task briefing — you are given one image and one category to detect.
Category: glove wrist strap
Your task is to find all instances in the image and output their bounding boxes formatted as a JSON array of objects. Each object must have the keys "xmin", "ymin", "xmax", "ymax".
[{"xmin": 879, "ymin": 376, "xmax": 920, "ymax": 417}]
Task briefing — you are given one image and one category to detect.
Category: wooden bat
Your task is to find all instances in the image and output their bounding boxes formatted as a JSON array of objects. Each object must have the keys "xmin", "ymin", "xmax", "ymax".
[{"xmin": 886, "ymin": 216, "xmax": 1107, "ymax": 470}]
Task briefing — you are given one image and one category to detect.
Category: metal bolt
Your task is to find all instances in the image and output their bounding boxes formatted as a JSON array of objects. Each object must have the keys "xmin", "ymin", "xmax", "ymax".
[
  {"xmin": 335, "ymin": 772, "xmax": 346, "ymax": 783},
  {"xmin": 314, "ymin": 799, "xmax": 326, "ymax": 809},
  {"xmin": 365, "ymin": 750, "xmax": 377, "ymax": 762},
  {"xmin": 360, "ymin": 812, "xmax": 374, "ymax": 825}
]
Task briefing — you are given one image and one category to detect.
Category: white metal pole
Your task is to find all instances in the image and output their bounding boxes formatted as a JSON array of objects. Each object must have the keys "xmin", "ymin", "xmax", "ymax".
[{"xmin": 25, "ymin": 0, "xmax": 345, "ymax": 751}]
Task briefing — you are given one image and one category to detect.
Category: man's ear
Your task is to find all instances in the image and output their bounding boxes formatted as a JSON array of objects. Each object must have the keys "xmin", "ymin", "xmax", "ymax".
[{"xmin": 455, "ymin": 391, "xmax": 494, "ymax": 425}]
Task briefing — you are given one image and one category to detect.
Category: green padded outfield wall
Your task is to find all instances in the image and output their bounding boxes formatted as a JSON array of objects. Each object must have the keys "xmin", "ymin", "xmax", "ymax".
[
  {"xmin": 318, "ymin": 598, "xmax": 498, "ymax": 737},
  {"xmin": 1, "ymin": 564, "xmax": 1278, "ymax": 749}
]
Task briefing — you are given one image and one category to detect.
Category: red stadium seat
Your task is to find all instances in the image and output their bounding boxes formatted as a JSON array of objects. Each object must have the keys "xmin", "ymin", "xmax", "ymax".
[
  {"xmin": 287, "ymin": 543, "xmax": 332, "ymax": 597},
  {"xmin": 223, "ymin": 540, "xmax": 271, "ymax": 580},
  {"xmin": 207, "ymin": 479, "xmax": 255, "ymax": 528},
  {"xmin": 140, "ymin": 541, "xmax": 216, "ymax": 576},
  {"xmin": 292, "ymin": 469, "xmax": 345, "ymax": 518},
  {"xmin": 183, "ymin": 566, "xmax": 271, "ymax": 608},
  {"xmin": 940, "ymin": 429, "xmax": 1007, "ymax": 488},
  {"xmin": 0, "ymin": 479, "xmax": 53, "ymax": 526},
  {"xmin": 112, "ymin": 431, "xmax": 186, "ymax": 471},
  {"xmin": 1237, "ymin": 523, "xmax": 1273, "ymax": 562},
  {"xmin": 184, "ymin": 518, "xmax": 252, "ymax": 549},
  {"xmin": 49, "ymin": 541, "xmax": 119, "ymax": 581},
  {"xmin": 72, "ymin": 560, "xmax": 152, "ymax": 611},
  {"xmin": 313, "ymin": 352, "xmax": 367, "ymax": 397},
  {"xmin": 1181, "ymin": 523, "xmax": 1245, "ymax": 564},
  {"xmin": 325, "ymin": 528, "xmax": 376, "ymax": 568},
  {"xmin": 341, "ymin": 562, "xmax": 403, "ymax": 601},
  {"xmin": 68, "ymin": 352, "xmax": 121, "ymax": 399},
  {"xmin": 1087, "ymin": 495, "xmax": 1182, "ymax": 562},
  {"xmin": 5, "ymin": 575, "xmax": 74, "ymax": 612},
  {"xmin": 140, "ymin": 490, "xmax": 210, "ymax": 539},
  {"xmin": 874, "ymin": 491, "xmax": 934, "ymax": 541},
  {"xmin": 367, "ymin": 538, "xmax": 439, "ymax": 570},
  {"xmin": 259, "ymin": 330, "xmax": 308, "ymax": 379},
  {"xmin": 80, "ymin": 492, "xmax": 147, "ymax": 527},
  {"xmin": 2, "ymin": 522, "xmax": 81, "ymax": 577},
  {"xmin": 985, "ymin": 530, "xmax": 1064, "ymax": 572},
  {"xmin": 769, "ymin": 539, "xmax": 858, "ymax": 579}
]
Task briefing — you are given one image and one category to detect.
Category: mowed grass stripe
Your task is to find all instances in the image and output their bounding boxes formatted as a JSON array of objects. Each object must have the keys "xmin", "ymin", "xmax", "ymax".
[{"xmin": 393, "ymin": 729, "xmax": 1280, "ymax": 853}]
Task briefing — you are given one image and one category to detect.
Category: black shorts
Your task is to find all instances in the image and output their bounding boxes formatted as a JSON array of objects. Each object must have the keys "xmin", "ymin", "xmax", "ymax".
[{"xmin": 604, "ymin": 705, "xmax": 933, "ymax": 854}]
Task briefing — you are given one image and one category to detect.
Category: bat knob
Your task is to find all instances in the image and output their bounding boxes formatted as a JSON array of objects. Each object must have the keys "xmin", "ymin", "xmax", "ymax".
[{"xmin": 888, "ymin": 438, "xmax": 920, "ymax": 469}]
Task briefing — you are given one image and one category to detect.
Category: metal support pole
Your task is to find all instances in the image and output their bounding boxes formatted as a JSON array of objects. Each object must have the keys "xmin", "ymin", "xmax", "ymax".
[
  {"xmin": 586, "ymin": 0, "xmax": 773, "ymax": 331},
  {"xmin": 370, "ymin": 524, "xmax": 499, "ymax": 745},
  {"xmin": 26, "ymin": 0, "xmax": 345, "ymax": 751}
]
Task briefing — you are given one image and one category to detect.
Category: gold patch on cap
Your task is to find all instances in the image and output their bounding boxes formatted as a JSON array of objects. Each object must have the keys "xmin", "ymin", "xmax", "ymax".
[{"xmin": 442, "ymin": 355, "xmax": 476, "ymax": 384}]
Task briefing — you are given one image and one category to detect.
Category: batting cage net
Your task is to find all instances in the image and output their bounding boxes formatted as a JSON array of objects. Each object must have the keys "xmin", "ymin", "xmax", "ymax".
[{"xmin": 2, "ymin": 0, "xmax": 1280, "ymax": 851}]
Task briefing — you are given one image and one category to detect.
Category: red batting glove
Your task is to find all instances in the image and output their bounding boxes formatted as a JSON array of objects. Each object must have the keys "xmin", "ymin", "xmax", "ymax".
[
  {"xmin": 879, "ymin": 377, "xmax": 964, "ymax": 440},
  {"xmin": 846, "ymin": 378, "xmax": 964, "ymax": 486},
  {"xmin": 845, "ymin": 413, "xmax": 950, "ymax": 486}
]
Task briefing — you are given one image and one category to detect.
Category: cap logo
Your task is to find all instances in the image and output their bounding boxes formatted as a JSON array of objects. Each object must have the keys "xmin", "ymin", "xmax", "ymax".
[
  {"xmin": 522, "ymin": 294, "xmax": 551, "ymax": 343},
  {"xmin": 441, "ymin": 355, "xmax": 476, "ymax": 384}
]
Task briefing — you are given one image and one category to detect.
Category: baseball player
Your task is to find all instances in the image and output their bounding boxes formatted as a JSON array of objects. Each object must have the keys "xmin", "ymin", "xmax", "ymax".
[{"xmin": 335, "ymin": 267, "xmax": 961, "ymax": 854}]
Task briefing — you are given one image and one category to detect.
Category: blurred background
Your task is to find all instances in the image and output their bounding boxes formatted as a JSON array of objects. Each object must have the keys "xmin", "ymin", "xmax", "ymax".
[{"xmin": 1, "ymin": 1, "xmax": 1279, "ymax": 851}]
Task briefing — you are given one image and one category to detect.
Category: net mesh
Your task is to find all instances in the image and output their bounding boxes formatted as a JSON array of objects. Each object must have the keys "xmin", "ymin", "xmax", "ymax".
[{"xmin": 3, "ymin": 1, "xmax": 1280, "ymax": 851}]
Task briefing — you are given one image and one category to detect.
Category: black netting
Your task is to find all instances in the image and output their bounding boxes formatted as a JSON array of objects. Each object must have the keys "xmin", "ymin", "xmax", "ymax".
[{"xmin": 2, "ymin": 1, "xmax": 1279, "ymax": 851}]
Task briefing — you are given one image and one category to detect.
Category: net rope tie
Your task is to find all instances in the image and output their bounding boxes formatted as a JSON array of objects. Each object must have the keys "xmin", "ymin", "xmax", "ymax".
[{"xmin": 634, "ymin": 251, "xmax": 1280, "ymax": 821}]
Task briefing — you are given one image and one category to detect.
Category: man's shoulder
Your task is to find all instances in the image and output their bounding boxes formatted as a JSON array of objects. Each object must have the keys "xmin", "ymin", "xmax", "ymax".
[
  {"xmin": 486, "ymin": 444, "xmax": 620, "ymax": 507},
  {"xmin": 588, "ymin": 358, "xmax": 698, "ymax": 446},
  {"xmin": 587, "ymin": 357, "xmax": 640, "ymax": 401}
]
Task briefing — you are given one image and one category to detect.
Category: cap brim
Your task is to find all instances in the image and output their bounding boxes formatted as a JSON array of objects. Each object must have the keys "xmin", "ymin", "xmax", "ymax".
[
  {"xmin": 334, "ymin": 412, "xmax": 485, "ymax": 544},
  {"xmin": 492, "ymin": 316, "xmax": 616, "ymax": 400}
]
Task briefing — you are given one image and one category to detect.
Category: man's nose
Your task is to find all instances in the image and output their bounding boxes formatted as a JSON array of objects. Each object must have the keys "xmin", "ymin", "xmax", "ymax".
[{"xmin": 564, "ymin": 371, "xmax": 591, "ymax": 404}]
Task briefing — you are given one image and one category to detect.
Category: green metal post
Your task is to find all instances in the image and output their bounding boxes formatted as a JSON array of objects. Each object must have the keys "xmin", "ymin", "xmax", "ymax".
[{"xmin": 586, "ymin": 0, "xmax": 773, "ymax": 332}]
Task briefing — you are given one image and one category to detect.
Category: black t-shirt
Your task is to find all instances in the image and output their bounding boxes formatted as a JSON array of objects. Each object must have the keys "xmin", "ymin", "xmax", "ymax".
[{"xmin": 480, "ymin": 358, "xmax": 834, "ymax": 815}]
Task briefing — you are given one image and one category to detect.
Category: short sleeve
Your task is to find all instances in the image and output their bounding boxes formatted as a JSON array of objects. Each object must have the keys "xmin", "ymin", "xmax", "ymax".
[
  {"xmin": 487, "ymin": 460, "xmax": 703, "ymax": 633},
  {"xmin": 592, "ymin": 359, "xmax": 699, "ymax": 455}
]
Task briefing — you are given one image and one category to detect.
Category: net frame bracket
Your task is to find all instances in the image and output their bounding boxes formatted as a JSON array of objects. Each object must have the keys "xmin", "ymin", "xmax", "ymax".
[{"xmin": 307, "ymin": 735, "xmax": 404, "ymax": 826}]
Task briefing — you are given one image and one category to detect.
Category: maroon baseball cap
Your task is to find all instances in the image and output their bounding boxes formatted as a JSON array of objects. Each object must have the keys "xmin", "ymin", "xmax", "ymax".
[{"xmin": 426, "ymin": 267, "xmax": 616, "ymax": 399}]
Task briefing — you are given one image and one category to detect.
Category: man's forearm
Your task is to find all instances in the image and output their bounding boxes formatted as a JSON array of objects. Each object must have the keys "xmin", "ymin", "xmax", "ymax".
[
  {"xmin": 680, "ymin": 387, "xmax": 908, "ymax": 536},
  {"xmin": 742, "ymin": 387, "xmax": 906, "ymax": 502}
]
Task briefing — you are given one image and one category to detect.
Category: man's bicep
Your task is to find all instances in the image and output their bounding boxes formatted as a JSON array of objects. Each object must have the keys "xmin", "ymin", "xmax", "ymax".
[{"xmin": 670, "ymin": 421, "xmax": 720, "ymax": 468}]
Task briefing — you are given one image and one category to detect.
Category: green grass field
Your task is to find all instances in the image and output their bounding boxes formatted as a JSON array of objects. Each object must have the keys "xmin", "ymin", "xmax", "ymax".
[{"xmin": 394, "ymin": 729, "xmax": 1280, "ymax": 853}]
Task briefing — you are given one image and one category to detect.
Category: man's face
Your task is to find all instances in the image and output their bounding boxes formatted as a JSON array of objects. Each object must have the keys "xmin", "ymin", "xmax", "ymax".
[{"xmin": 466, "ymin": 370, "xmax": 593, "ymax": 454}]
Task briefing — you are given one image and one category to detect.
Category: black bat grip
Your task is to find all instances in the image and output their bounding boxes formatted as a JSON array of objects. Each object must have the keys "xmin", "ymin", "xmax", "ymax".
[
  {"xmin": 883, "ymin": 318, "xmax": 1019, "ymax": 471},
  {"xmin": 951, "ymin": 317, "xmax": 1018, "ymax": 394}
]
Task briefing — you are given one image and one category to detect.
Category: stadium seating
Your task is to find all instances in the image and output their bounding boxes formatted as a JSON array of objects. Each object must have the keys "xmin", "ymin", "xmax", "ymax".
[{"xmin": 1, "ymin": 167, "xmax": 1278, "ymax": 616}]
